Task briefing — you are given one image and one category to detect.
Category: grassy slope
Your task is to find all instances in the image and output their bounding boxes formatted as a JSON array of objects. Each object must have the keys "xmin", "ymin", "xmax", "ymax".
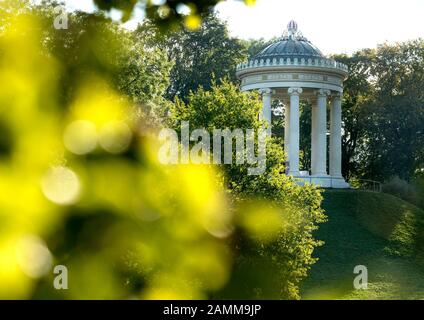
[{"xmin": 301, "ymin": 189, "xmax": 424, "ymax": 300}]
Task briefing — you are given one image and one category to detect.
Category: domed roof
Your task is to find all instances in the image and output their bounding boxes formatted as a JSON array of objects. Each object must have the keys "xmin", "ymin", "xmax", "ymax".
[{"xmin": 254, "ymin": 21, "xmax": 324, "ymax": 60}]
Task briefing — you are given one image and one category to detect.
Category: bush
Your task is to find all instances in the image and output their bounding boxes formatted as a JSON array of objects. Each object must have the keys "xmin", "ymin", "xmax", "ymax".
[
  {"xmin": 413, "ymin": 177, "xmax": 424, "ymax": 210},
  {"xmin": 382, "ymin": 176, "xmax": 419, "ymax": 206}
]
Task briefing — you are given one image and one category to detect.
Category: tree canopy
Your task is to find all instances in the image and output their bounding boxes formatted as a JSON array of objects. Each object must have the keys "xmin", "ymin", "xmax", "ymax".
[
  {"xmin": 136, "ymin": 14, "xmax": 247, "ymax": 102},
  {"xmin": 334, "ymin": 41, "xmax": 424, "ymax": 181}
]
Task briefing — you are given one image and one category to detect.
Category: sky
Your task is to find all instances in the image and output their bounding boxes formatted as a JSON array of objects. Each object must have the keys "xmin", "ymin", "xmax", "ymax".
[{"xmin": 64, "ymin": 0, "xmax": 424, "ymax": 55}]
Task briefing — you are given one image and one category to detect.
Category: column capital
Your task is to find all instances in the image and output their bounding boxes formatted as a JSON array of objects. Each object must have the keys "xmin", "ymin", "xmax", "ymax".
[
  {"xmin": 288, "ymin": 87, "xmax": 303, "ymax": 96},
  {"xmin": 332, "ymin": 91, "xmax": 343, "ymax": 100},
  {"xmin": 259, "ymin": 88, "xmax": 272, "ymax": 95},
  {"xmin": 315, "ymin": 89, "xmax": 331, "ymax": 97}
]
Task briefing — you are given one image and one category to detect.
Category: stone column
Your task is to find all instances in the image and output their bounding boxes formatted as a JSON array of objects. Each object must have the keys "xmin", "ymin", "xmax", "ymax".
[
  {"xmin": 288, "ymin": 87, "xmax": 302, "ymax": 176},
  {"xmin": 311, "ymin": 98, "xmax": 317, "ymax": 174},
  {"xmin": 284, "ymin": 100, "xmax": 290, "ymax": 155},
  {"xmin": 330, "ymin": 92, "xmax": 343, "ymax": 177},
  {"xmin": 259, "ymin": 88, "xmax": 272, "ymax": 133},
  {"xmin": 311, "ymin": 89, "xmax": 330, "ymax": 176}
]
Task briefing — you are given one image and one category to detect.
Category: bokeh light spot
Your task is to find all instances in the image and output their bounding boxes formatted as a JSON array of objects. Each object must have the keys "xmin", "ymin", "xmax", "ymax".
[
  {"xmin": 63, "ymin": 120, "xmax": 97, "ymax": 155},
  {"xmin": 157, "ymin": 5, "xmax": 171, "ymax": 19},
  {"xmin": 41, "ymin": 166, "xmax": 81, "ymax": 205},
  {"xmin": 16, "ymin": 235, "xmax": 53, "ymax": 279},
  {"xmin": 63, "ymin": 120, "xmax": 98, "ymax": 155},
  {"xmin": 99, "ymin": 121, "xmax": 132, "ymax": 154},
  {"xmin": 244, "ymin": 0, "xmax": 257, "ymax": 6},
  {"xmin": 184, "ymin": 14, "xmax": 201, "ymax": 31}
]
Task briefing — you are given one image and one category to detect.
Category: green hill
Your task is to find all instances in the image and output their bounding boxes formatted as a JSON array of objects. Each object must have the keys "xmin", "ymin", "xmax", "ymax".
[{"xmin": 301, "ymin": 189, "xmax": 424, "ymax": 300}]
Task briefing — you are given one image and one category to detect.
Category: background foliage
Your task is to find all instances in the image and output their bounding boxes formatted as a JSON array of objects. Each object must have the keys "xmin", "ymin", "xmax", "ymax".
[
  {"xmin": 136, "ymin": 14, "xmax": 246, "ymax": 102},
  {"xmin": 0, "ymin": 0, "xmax": 324, "ymax": 300}
]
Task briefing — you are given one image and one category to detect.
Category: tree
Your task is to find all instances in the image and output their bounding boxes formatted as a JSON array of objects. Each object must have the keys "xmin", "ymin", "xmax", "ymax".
[
  {"xmin": 25, "ymin": 3, "xmax": 174, "ymax": 125},
  {"xmin": 241, "ymin": 37, "xmax": 278, "ymax": 59},
  {"xmin": 135, "ymin": 14, "xmax": 247, "ymax": 102},
  {"xmin": 92, "ymin": 0, "xmax": 254, "ymax": 29},
  {"xmin": 332, "ymin": 50, "xmax": 375, "ymax": 180},
  {"xmin": 170, "ymin": 81, "xmax": 325, "ymax": 299},
  {"xmin": 364, "ymin": 41, "xmax": 424, "ymax": 180},
  {"xmin": 338, "ymin": 41, "xmax": 424, "ymax": 181}
]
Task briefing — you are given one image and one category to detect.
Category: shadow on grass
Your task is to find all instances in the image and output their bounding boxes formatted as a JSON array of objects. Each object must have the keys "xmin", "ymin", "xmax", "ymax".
[{"xmin": 301, "ymin": 190, "xmax": 424, "ymax": 300}]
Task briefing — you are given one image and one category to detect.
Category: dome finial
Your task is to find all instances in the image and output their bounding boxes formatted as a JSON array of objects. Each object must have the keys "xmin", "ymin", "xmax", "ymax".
[{"xmin": 287, "ymin": 20, "xmax": 298, "ymax": 35}]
